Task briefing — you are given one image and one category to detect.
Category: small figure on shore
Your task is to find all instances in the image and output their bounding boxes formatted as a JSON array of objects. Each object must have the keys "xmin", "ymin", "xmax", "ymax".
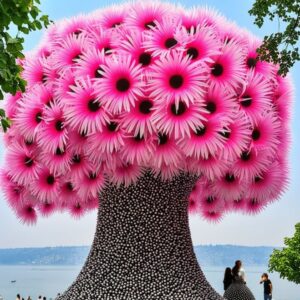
[
  {"xmin": 260, "ymin": 273, "xmax": 273, "ymax": 300},
  {"xmin": 27, "ymin": 297, "xmax": 32, "ymax": 300},
  {"xmin": 223, "ymin": 267, "xmax": 233, "ymax": 290},
  {"xmin": 43, "ymin": 297, "xmax": 47, "ymax": 300},
  {"xmin": 38, "ymin": 296, "xmax": 42, "ymax": 300},
  {"xmin": 232, "ymin": 260, "xmax": 246, "ymax": 283},
  {"xmin": 16, "ymin": 294, "xmax": 21, "ymax": 300}
]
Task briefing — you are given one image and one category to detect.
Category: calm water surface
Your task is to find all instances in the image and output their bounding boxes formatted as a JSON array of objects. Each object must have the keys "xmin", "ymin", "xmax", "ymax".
[{"xmin": 0, "ymin": 265, "xmax": 299, "ymax": 300}]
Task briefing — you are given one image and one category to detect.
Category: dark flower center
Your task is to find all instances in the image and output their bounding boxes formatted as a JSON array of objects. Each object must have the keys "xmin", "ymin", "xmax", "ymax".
[
  {"xmin": 104, "ymin": 47, "xmax": 112, "ymax": 55},
  {"xmin": 165, "ymin": 37, "xmax": 177, "ymax": 49},
  {"xmin": 95, "ymin": 67, "xmax": 104, "ymax": 78},
  {"xmin": 255, "ymin": 176, "xmax": 262, "ymax": 183},
  {"xmin": 211, "ymin": 63, "xmax": 224, "ymax": 77},
  {"xmin": 187, "ymin": 47, "xmax": 199, "ymax": 60},
  {"xmin": 24, "ymin": 156, "xmax": 34, "ymax": 167},
  {"xmin": 47, "ymin": 175, "xmax": 55, "ymax": 185},
  {"xmin": 88, "ymin": 99, "xmax": 101, "ymax": 112},
  {"xmin": 72, "ymin": 54, "xmax": 81, "ymax": 63},
  {"xmin": 252, "ymin": 128, "xmax": 261, "ymax": 140},
  {"xmin": 116, "ymin": 78, "xmax": 130, "ymax": 92},
  {"xmin": 27, "ymin": 206, "xmax": 34, "ymax": 213},
  {"xmin": 171, "ymin": 101, "xmax": 186, "ymax": 116},
  {"xmin": 225, "ymin": 173, "xmax": 235, "ymax": 183},
  {"xmin": 107, "ymin": 122, "xmax": 118, "ymax": 132},
  {"xmin": 42, "ymin": 74, "xmax": 47, "ymax": 84},
  {"xmin": 134, "ymin": 134, "xmax": 144, "ymax": 141},
  {"xmin": 247, "ymin": 57, "xmax": 257, "ymax": 68},
  {"xmin": 55, "ymin": 120, "xmax": 64, "ymax": 131},
  {"xmin": 89, "ymin": 172, "xmax": 97, "ymax": 180},
  {"xmin": 25, "ymin": 139, "xmax": 33, "ymax": 146},
  {"xmin": 139, "ymin": 53, "xmax": 152, "ymax": 66},
  {"xmin": 35, "ymin": 112, "xmax": 42, "ymax": 124},
  {"xmin": 55, "ymin": 148, "xmax": 64, "ymax": 156},
  {"xmin": 72, "ymin": 154, "xmax": 81, "ymax": 164},
  {"xmin": 169, "ymin": 74, "xmax": 184, "ymax": 89},
  {"xmin": 66, "ymin": 182, "xmax": 73, "ymax": 191},
  {"xmin": 158, "ymin": 133, "xmax": 168, "ymax": 145},
  {"xmin": 74, "ymin": 30, "xmax": 82, "ymax": 36},
  {"xmin": 112, "ymin": 22, "xmax": 122, "ymax": 28},
  {"xmin": 241, "ymin": 95, "xmax": 252, "ymax": 107},
  {"xmin": 206, "ymin": 101, "xmax": 217, "ymax": 113},
  {"xmin": 139, "ymin": 100, "xmax": 153, "ymax": 114},
  {"xmin": 206, "ymin": 196, "xmax": 215, "ymax": 204},
  {"xmin": 219, "ymin": 130, "xmax": 231, "ymax": 139},
  {"xmin": 195, "ymin": 126, "xmax": 206, "ymax": 136},
  {"xmin": 241, "ymin": 151, "xmax": 251, "ymax": 161},
  {"xmin": 144, "ymin": 21, "xmax": 156, "ymax": 29}
]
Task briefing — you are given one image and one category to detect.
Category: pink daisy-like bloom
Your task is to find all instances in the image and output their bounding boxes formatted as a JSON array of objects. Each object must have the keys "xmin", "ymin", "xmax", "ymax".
[
  {"xmin": 56, "ymin": 15, "xmax": 90, "ymax": 39},
  {"xmin": 16, "ymin": 201, "xmax": 38, "ymax": 225},
  {"xmin": 200, "ymin": 206, "xmax": 224, "ymax": 223},
  {"xmin": 238, "ymin": 71, "xmax": 273, "ymax": 123},
  {"xmin": 143, "ymin": 17, "xmax": 183, "ymax": 57},
  {"xmin": 150, "ymin": 133, "xmax": 184, "ymax": 168},
  {"xmin": 148, "ymin": 51, "xmax": 208, "ymax": 106},
  {"xmin": 188, "ymin": 193, "xmax": 199, "ymax": 214},
  {"xmin": 29, "ymin": 168, "xmax": 60, "ymax": 202},
  {"xmin": 67, "ymin": 130, "xmax": 89, "ymax": 154},
  {"xmin": 84, "ymin": 25, "xmax": 114, "ymax": 55},
  {"xmin": 64, "ymin": 77, "xmax": 110, "ymax": 135},
  {"xmin": 179, "ymin": 25, "xmax": 221, "ymax": 63},
  {"xmin": 117, "ymin": 31, "xmax": 156, "ymax": 70},
  {"xmin": 5, "ymin": 91, "xmax": 22, "ymax": 119},
  {"xmin": 178, "ymin": 117, "xmax": 225, "ymax": 159},
  {"xmin": 53, "ymin": 34, "xmax": 91, "ymax": 70},
  {"xmin": 219, "ymin": 112, "xmax": 251, "ymax": 161},
  {"xmin": 68, "ymin": 201, "xmax": 87, "ymax": 219},
  {"xmin": 22, "ymin": 55, "xmax": 47, "ymax": 86},
  {"xmin": 59, "ymin": 179, "xmax": 78, "ymax": 204},
  {"xmin": 85, "ymin": 120, "xmax": 125, "ymax": 157},
  {"xmin": 250, "ymin": 112, "xmax": 280, "ymax": 155},
  {"xmin": 73, "ymin": 169, "xmax": 106, "ymax": 199},
  {"xmin": 5, "ymin": 143, "xmax": 40, "ymax": 185},
  {"xmin": 198, "ymin": 191, "xmax": 225, "ymax": 217},
  {"xmin": 248, "ymin": 160, "xmax": 288, "ymax": 202},
  {"xmin": 94, "ymin": 55, "xmax": 143, "ymax": 113},
  {"xmin": 152, "ymin": 98, "xmax": 206, "ymax": 139},
  {"xmin": 213, "ymin": 172, "xmax": 246, "ymax": 202},
  {"xmin": 120, "ymin": 134, "xmax": 154, "ymax": 165},
  {"xmin": 273, "ymin": 75, "xmax": 294, "ymax": 121},
  {"xmin": 196, "ymin": 6, "xmax": 226, "ymax": 28},
  {"xmin": 55, "ymin": 69, "xmax": 77, "ymax": 104},
  {"xmin": 120, "ymin": 95, "xmax": 157, "ymax": 137},
  {"xmin": 228, "ymin": 197, "xmax": 247, "ymax": 212},
  {"xmin": 37, "ymin": 103, "xmax": 68, "ymax": 154},
  {"xmin": 208, "ymin": 40, "xmax": 246, "ymax": 93},
  {"xmin": 74, "ymin": 48, "xmax": 106, "ymax": 79},
  {"xmin": 107, "ymin": 162, "xmax": 145, "ymax": 187},
  {"xmin": 245, "ymin": 35, "xmax": 277, "ymax": 78},
  {"xmin": 152, "ymin": 162, "xmax": 181, "ymax": 181},
  {"xmin": 0, "ymin": 170, "xmax": 25, "ymax": 210},
  {"xmin": 244, "ymin": 198, "xmax": 267, "ymax": 215},
  {"xmin": 38, "ymin": 200, "xmax": 56, "ymax": 217},
  {"xmin": 216, "ymin": 21, "xmax": 248, "ymax": 46},
  {"xmin": 232, "ymin": 148, "xmax": 270, "ymax": 181},
  {"xmin": 125, "ymin": 2, "xmax": 169, "ymax": 31},
  {"xmin": 69, "ymin": 152, "xmax": 93, "ymax": 181},
  {"xmin": 98, "ymin": 4, "xmax": 127, "ymax": 29},
  {"xmin": 187, "ymin": 179, "xmax": 205, "ymax": 214},
  {"xmin": 202, "ymin": 85, "xmax": 237, "ymax": 122},
  {"xmin": 40, "ymin": 146, "xmax": 72, "ymax": 175},
  {"xmin": 187, "ymin": 154, "xmax": 229, "ymax": 180}
]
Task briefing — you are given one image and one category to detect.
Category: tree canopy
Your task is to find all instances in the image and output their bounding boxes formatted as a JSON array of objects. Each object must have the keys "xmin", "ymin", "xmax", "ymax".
[
  {"xmin": 0, "ymin": 0, "xmax": 50, "ymax": 131},
  {"xmin": 269, "ymin": 223, "xmax": 300, "ymax": 284},
  {"xmin": 249, "ymin": 0, "xmax": 300, "ymax": 76}
]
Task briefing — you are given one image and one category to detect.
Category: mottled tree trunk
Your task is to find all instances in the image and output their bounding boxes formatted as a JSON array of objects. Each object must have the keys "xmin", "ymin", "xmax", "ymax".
[{"xmin": 57, "ymin": 171, "xmax": 224, "ymax": 300}]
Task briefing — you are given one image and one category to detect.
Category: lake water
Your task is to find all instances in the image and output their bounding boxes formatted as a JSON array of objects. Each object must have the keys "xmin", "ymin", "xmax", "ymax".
[{"xmin": 0, "ymin": 265, "xmax": 299, "ymax": 299}]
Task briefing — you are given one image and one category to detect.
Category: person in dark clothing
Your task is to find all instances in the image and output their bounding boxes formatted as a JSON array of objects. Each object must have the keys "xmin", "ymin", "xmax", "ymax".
[
  {"xmin": 223, "ymin": 267, "xmax": 233, "ymax": 290},
  {"xmin": 260, "ymin": 273, "xmax": 273, "ymax": 300}
]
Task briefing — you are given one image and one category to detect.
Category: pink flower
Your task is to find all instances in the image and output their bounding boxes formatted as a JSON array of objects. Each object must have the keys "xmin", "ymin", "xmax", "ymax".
[
  {"xmin": 94, "ymin": 55, "xmax": 144, "ymax": 113},
  {"xmin": 148, "ymin": 51, "xmax": 208, "ymax": 106},
  {"xmin": 16, "ymin": 201, "xmax": 38, "ymax": 225},
  {"xmin": 64, "ymin": 77, "xmax": 110, "ymax": 135}
]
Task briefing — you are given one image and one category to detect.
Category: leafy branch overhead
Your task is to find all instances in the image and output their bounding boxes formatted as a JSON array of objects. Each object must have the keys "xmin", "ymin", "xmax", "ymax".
[
  {"xmin": 249, "ymin": 0, "xmax": 300, "ymax": 76},
  {"xmin": 0, "ymin": 0, "xmax": 50, "ymax": 131},
  {"xmin": 269, "ymin": 223, "xmax": 300, "ymax": 284}
]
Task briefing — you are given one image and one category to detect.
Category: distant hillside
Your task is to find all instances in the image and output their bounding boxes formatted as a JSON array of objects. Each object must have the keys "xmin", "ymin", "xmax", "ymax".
[{"xmin": 0, "ymin": 245, "xmax": 278, "ymax": 266}]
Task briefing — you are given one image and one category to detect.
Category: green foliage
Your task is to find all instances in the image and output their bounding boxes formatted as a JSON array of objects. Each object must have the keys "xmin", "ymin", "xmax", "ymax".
[
  {"xmin": 0, "ymin": 0, "xmax": 50, "ymax": 131},
  {"xmin": 249, "ymin": 0, "xmax": 300, "ymax": 76},
  {"xmin": 269, "ymin": 223, "xmax": 300, "ymax": 284}
]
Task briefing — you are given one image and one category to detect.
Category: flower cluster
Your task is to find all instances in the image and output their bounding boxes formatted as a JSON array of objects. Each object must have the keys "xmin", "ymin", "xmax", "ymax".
[{"xmin": 1, "ymin": 2, "xmax": 292, "ymax": 224}]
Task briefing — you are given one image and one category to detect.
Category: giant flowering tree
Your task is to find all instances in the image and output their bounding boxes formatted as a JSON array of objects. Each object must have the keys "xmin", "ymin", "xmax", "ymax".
[{"xmin": 0, "ymin": 2, "xmax": 293, "ymax": 299}]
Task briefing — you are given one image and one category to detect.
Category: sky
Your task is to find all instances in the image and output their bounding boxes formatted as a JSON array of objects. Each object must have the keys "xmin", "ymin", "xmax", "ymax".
[{"xmin": 0, "ymin": 0, "xmax": 299, "ymax": 248}]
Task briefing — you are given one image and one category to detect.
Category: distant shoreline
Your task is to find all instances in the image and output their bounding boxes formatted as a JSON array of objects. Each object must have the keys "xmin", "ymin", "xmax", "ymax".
[{"xmin": 0, "ymin": 245, "xmax": 278, "ymax": 266}]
